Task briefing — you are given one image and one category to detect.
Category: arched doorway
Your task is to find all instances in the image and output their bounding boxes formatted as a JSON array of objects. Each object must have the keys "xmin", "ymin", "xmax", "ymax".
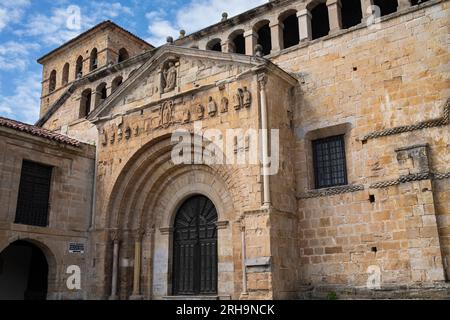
[
  {"xmin": 0, "ymin": 240, "xmax": 48, "ymax": 300},
  {"xmin": 172, "ymin": 195, "xmax": 218, "ymax": 296}
]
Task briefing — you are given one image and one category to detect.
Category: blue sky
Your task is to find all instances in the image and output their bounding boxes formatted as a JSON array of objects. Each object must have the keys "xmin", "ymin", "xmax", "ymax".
[{"xmin": 0, "ymin": 0, "xmax": 265, "ymax": 124}]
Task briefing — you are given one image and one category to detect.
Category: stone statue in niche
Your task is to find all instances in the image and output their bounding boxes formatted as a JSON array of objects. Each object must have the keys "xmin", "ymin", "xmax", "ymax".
[
  {"xmin": 220, "ymin": 97, "xmax": 229, "ymax": 113},
  {"xmin": 133, "ymin": 124, "xmax": 140, "ymax": 137},
  {"xmin": 117, "ymin": 125, "xmax": 123, "ymax": 141},
  {"xmin": 109, "ymin": 129, "xmax": 115, "ymax": 144},
  {"xmin": 243, "ymin": 87, "xmax": 252, "ymax": 108},
  {"xmin": 183, "ymin": 108, "xmax": 191, "ymax": 123},
  {"xmin": 125, "ymin": 127, "xmax": 131, "ymax": 140},
  {"xmin": 101, "ymin": 129, "xmax": 108, "ymax": 146},
  {"xmin": 208, "ymin": 97, "xmax": 217, "ymax": 117},
  {"xmin": 159, "ymin": 100, "xmax": 174, "ymax": 127},
  {"xmin": 196, "ymin": 104, "xmax": 205, "ymax": 120},
  {"xmin": 162, "ymin": 61, "xmax": 177, "ymax": 93},
  {"xmin": 233, "ymin": 89, "xmax": 244, "ymax": 110}
]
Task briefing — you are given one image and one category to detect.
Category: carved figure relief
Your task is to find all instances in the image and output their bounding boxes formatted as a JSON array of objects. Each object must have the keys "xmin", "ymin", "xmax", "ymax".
[
  {"xmin": 101, "ymin": 129, "xmax": 108, "ymax": 146},
  {"xmin": 196, "ymin": 104, "xmax": 205, "ymax": 120},
  {"xmin": 125, "ymin": 127, "xmax": 131, "ymax": 140},
  {"xmin": 162, "ymin": 61, "xmax": 177, "ymax": 93},
  {"xmin": 117, "ymin": 125, "xmax": 123, "ymax": 142},
  {"xmin": 243, "ymin": 87, "xmax": 252, "ymax": 108},
  {"xmin": 208, "ymin": 97, "xmax": 217, "ymax": 117},
  {"xmin": 133, "ymin": 124, "xmax": 140, "ymax": 137},
  {"xmin": 220, "ymin": 97, "xmax": 229, "ymax": 113},
  {"xmin": 183, "ymin": 108, "xmax": 191, "ymax": 123},
  {"xmin": 233, "ymin": 89, "xmax": 244, "ymax": 110},
  {"xmin": 109, "ymin": 129, "xmax": 115, "ymax": 145},
  {"xmin": 159, "ymin": 100, "xmax": 174, "ymax": 128}
]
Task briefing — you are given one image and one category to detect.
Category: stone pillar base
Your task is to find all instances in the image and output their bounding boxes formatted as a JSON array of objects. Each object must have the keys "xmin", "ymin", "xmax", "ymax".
[
  {"xmin": 129, "ymin": 295, "xmax": 144, "ymax": 300},
  {"xmin": 108, "ymin": 295, "xmax": 119, "ymax": 300}
]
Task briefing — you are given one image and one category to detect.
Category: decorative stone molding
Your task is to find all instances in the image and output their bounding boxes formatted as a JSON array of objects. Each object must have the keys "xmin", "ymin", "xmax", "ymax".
[
  {"xmin": 298, "ymin": 184, "xmax": 364, "ymax": 199},
  {"xmin": 369, "ymin": 172, "xmax": 450, "ymax": 189},
  {"xmin": 159, "ymin": 227, "xmax": 173, "ymax": 235},
  {"xmin": 216, "ymin": 221, "xmax": 229, "ymax": 230},
  {"xmin": 245, "ymin": 256, "xmax": 272, "ymax": 273},
  {"xmin": 362, "ymin": 99, "xmax": 449, "ymax": 142}
]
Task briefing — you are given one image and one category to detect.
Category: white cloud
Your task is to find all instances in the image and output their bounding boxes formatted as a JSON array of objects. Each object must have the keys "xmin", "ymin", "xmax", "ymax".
[
  {"xmin": 0, "ymin": 0, "xmax": 30, "ymax": 32},
  {"xmin": 15, "ymin": 2, "xmax": 134, "ymax": 46},
  {"xmin": 146, "ymin": 10, "xmax": 179, "ymax": 46},
  {"xmin": 0, "ymin": 41, "xmax": 40, "ymax": 71},
  {"xmin": 146, "ymin": 0, "xmax": 266, "ymax": 46},
  {"xmin": 0, "ymin": 72, "xmax": 42, "ymax": 124}
]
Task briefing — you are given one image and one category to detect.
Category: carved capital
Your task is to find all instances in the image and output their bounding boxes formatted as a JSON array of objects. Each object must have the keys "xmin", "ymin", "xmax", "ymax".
[
  {"xmin": 110, "ymin": 229, "xmax": 120, "ymax": 243},
  {"xmin": 134, "ymin": 227, "xmax": 146, "ymax": 241},
  {"xmin": 257, "ymin": 73, "xmax": 267, "ymax": 90}
]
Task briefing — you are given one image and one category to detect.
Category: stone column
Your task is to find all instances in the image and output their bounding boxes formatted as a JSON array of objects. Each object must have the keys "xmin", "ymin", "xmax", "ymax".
[
  {"xmin": 297, "ymin": 9, "xmax": 312, "ymax": 42},
  {"xmin": 269, "ymin": 22, "xmax": 284, "ymax": 53},
  {"xmin": 221, "ymin": 40, "xmax": 234, "ymax": 53},
  {"xmin": 109, "ymin": 231, "xmax": 120, "ymax": 300},
  {"xmin": 398, "ymin": 0, "xmax": 411, "ymax": 11},
  {"xmin": 327, "ymin": 0, "xmax": 343, "ymax": 33},
  {"xmin": 360, "ymin": 0, "xmax": 374, "ymax": 21},
  {"xmin": 240, "ymin": 225, "xmax": 248, "ymax": 297},
  {"xmin": 258, "ymin": 73, "xmax": 271, "ymax": 207},
  {"xmin": 130, "ymin": 229, "xmax": 145, "ymax": 300},
  {"xmin": 244, "ymin": 30, "xmax": 258, "ymax": 56}
]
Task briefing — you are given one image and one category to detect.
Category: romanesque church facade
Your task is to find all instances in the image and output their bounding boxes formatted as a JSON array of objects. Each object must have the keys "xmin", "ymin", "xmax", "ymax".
[{"xmin": 0, "ymin": 0, "xmax": 449, "ymax": 300}]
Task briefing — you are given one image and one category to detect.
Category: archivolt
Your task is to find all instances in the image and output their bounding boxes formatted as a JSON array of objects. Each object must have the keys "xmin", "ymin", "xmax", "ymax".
[{"xmin": 106, "ymin": 134, "xmax": 251, "ymax": 230}]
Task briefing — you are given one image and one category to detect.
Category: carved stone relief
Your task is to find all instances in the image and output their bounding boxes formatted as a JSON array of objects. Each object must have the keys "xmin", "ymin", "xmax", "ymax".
[
  {"xmin": 159, "ymin": 100, "xmax": 174, "ymax": 128},
  {"xmin": 220, "ymin": 97, "xmax": 229, "ymax": 113},
  {"xmin": 161, "ymin": 60, "xmax": 178, "ymax": 93},
  {"xmin": 208, "ymin": 97, "xmax": 217, "ymax": 117}
]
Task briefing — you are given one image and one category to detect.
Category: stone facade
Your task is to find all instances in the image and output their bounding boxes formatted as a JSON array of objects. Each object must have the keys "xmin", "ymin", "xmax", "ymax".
[
  {"xmin": 0, "ymin": 119, "xmax": 95, "ymax": 299},
  {"xmin": 0, "ymin": 0, "xmax": 449, "ymax": 300}
]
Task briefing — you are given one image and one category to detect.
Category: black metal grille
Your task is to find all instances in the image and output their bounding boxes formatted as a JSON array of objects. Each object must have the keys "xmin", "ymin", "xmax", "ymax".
[
  {"xmin": 15, "ymin": 161, "xmax": 52, "ymax": 227},
  {"xmin": 313, "ymin": 135, "xmax": 348, "ymax": 189},
  {"xmin": 173, "ymin": 196, "xmax": 218, "ymax": 295}
]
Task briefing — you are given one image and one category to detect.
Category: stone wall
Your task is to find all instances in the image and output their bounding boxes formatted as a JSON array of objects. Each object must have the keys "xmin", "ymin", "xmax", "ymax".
[
  {"xmin": 0, "ymin": 126, "xmax": 95, "ymax": 299},
  {"xmin": 273, "ymin": 1, "xmax": 450, "ymax": 293}
]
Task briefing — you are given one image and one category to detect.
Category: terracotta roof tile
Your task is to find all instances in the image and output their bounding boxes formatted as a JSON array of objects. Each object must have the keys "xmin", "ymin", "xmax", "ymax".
[{"xmin": 0, "ymin": 117, "xmax": 81, "ymax": 147}]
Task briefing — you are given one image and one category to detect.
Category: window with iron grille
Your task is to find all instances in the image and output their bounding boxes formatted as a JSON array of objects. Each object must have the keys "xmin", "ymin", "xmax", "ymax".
[
  {"xmin": 313, "ymin": 135, "xmax": 348, "ymax": 189},
  {"xmin": 15, "ymin": 161, "xmax": 53, "ymax": 227}
]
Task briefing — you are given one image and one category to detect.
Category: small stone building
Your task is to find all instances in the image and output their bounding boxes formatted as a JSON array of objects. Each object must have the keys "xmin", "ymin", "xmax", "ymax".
[{"xmin": 0, "ymin": 0, "xmax": 449, "ymax": 300}]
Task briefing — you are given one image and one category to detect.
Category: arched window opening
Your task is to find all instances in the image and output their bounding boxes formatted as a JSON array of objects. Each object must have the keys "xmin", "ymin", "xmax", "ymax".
[
  {"xmin": 341, "ymin": 0, "xmax": 363, "ymax": 29},
  {"xmin": 256, "ymin": 21, "xmax": 272, "ymax": 55},
  {"xmin": 172, "ymin": 195, "xmax": 218, "ymax": 296},
  {"xmin": 95, "ymin": 83, "xmax": 107, "ymax": 107},
  {"xmin": 0, "ymin": 241, "xmax": 49, "ymax": 300},
  {"xmin": 62, "ymin": 63, "xmax": 70, "ymax": 86},
  {"xmin": 373, "ymin": 0, "xmax": 398, "ymax": 17},
  {"xmin": 411, "ymin": 0, "xmax": 429, "ymax": 5},
  {"xmin": 75, "ymin": 56, "xmax": 83, "ymax": 79},
  {"xmin": 111, "ymin": 76, "xmax": 123, "ymax": 92},
  {"xmin": 80, "ymin": 89, "xmax": 92, "ymax": 118},
  {"xmin": 281, "ymin": 12, "xmax": 300, "ymax": 49},
  {"xmin": 230, "ymin": 31, "xmax": 245, "ymax": 54},
  {"xmin": 90, "ymin": 48, "xmax": 98, "ymax": 71},
  {"xmin": 48, "ymin": 70, "xmax": 57, "ymax": 93},
  {"xmin": 118, "ymin": 48, "xmax": 129, "ymax": 63},
  {"xmin": 206, "ymin": 39, "xmax": 222, "ymax": 52},
  {"xmin": 311, "ymin": 3, "xmax": 330, "ymax": 40}
]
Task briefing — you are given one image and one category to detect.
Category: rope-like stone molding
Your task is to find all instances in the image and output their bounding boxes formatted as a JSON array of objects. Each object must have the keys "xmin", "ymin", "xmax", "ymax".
[
  {"xmin": 362, "ymin": 99, "xmax": 449, "ymax": 142},
  {"xmin": 298, "ymin": 184, "xmax": 364, "ymax": 199},
  {"xmin": 369, "ymin": 172, "xmax": 450, "ymax": 189}
]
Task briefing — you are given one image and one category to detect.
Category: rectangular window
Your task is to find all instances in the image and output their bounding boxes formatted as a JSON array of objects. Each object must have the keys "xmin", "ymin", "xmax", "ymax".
[
  {"xmin": 15, "ymin": 160, "xmax": 53, "ymax": 227},
  {"xmin": 313, "ymin": 135, "xmax": 348, "ymax": 189}
]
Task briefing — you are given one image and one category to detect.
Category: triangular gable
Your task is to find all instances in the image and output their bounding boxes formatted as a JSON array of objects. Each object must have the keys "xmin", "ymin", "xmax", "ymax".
[{"xmin": 88, "ymin": 45, "xmax": 297, "ymax": 122}]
